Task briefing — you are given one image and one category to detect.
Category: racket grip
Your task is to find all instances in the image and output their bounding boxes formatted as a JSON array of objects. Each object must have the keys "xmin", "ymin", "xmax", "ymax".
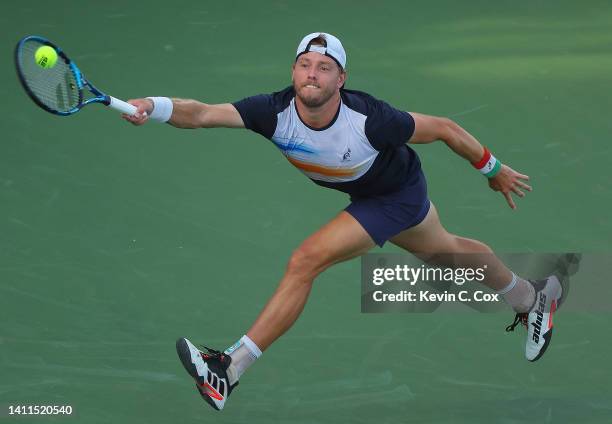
[{"xmin": 108, "ymin": 96, "xmax": 139, "ymax": 115}]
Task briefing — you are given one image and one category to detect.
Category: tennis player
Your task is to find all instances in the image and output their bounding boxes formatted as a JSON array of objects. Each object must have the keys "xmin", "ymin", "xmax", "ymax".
[{"xmin": 123, "ymin": 32, "xmax": 562, "ymax": 411}]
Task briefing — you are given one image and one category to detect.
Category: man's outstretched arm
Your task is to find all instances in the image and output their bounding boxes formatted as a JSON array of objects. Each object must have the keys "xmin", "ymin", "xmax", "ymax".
[
  {"xmin": 408, "ymin": 112, "xmax": 532, "ymax": 209},
  {"xmin": 121, "ymin": 98, "xmax": 245, "ymax": 129}
]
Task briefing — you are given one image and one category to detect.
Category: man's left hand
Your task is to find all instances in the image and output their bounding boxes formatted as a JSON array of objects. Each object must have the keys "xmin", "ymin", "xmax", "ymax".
[{"xmin": 488, "ymin": 164, "xmax": 532, "ymax": 209}]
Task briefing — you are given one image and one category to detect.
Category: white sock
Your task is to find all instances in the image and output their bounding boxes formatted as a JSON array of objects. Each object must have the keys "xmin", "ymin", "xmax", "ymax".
[
  {"xmin": 497, "ymin": 273, "xmax": 536, "ymax": 313},
  {"xmin": 224, "ymin": 335, "xmax": 262, "ymax": 385}
]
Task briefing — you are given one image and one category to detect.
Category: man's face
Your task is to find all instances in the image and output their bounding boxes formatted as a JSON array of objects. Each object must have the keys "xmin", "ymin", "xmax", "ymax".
[{"xmin": 292, "ymin": 52, "xmax": 345, "ymax": 108}]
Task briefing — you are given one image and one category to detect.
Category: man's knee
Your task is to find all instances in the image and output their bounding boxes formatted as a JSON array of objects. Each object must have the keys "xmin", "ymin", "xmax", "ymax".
[
  {"xmin": 417, "ymin": 235, "xmax": 495, "ymax": 268},
  {"xmin": 408, "ymin": 232, "xmax": 461, "ymax": 260},
  {"xmin": 452, "ymin": 235, "xmax": 493, "ymax": 254},
  {"xmin": 286, "ymin": 243, "xmax": 329, "ymax": 281}
]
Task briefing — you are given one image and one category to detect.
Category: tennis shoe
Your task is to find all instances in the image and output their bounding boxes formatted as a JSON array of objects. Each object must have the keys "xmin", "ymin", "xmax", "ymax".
[
  {"xmin": 176, "ymin": 337, "xmax": 238, "ymax": 411},
  {"xmin": 505, "ymin": 275, "xmax": 562, "ymax": 362}
]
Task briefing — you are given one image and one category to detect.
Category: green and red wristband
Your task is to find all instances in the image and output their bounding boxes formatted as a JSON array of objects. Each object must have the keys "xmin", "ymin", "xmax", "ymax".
[{"xmin": 472, "ymin": 147, "xmax": 501, "ymax": 178}]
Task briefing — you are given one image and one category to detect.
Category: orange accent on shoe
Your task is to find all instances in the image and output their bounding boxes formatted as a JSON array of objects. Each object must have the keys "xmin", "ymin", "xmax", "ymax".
[
  {"xmin": 200, "ymin": 382, "xmax": 223, "ymax": 401},
  {"xmin": 548, "ymin": 299, "xmax": 557, "ymax": 329}
]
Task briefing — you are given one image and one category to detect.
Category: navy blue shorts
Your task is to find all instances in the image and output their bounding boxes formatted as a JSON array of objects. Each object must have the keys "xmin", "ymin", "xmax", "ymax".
[{"xmin": 345, "ymin": 170, "xmax": 430, "ymax": 247}]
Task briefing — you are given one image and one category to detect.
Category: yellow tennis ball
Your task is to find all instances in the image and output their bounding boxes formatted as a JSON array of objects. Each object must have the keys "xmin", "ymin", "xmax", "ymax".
[{"xmin": 35, "ymin": 45, "xmax": 58, "ymax": 69}]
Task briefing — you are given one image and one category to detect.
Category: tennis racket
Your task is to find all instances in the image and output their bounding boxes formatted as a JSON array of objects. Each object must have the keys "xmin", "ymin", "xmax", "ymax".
[{"xmin": 14, "ymin": 35, "xmax": 138, "ymax": 117}]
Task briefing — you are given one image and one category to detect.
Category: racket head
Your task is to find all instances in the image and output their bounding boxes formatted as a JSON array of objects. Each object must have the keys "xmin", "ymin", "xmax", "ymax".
[{"xmin": 15, "ymin": 36, "xmax": 83, "ymax": 116}]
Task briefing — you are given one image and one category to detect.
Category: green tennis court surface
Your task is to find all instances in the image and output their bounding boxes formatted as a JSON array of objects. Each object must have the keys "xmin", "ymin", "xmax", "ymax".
[{"xmin": 1, "ymin": 1, "xmax": 611, "ymax": 422}]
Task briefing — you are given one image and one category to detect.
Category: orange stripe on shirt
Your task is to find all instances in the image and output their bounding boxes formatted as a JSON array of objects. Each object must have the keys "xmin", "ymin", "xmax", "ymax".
[{"xmin": 287, "ymin": 157, "xmax": 360, "ymax": 177}]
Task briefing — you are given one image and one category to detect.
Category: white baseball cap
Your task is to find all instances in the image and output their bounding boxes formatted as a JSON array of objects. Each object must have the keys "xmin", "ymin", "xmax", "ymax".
[{"xmin": 295, "ymin": 32, "xmax": 346, "ymax": 69}]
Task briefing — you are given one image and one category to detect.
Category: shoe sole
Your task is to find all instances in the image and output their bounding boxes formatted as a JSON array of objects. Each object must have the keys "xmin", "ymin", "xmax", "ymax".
[
  {"xmin": 529, "ymin": 329, "xmax": 553, "ymax": 362},
  {"xmin": 176, "ymin": 338, "xmax": 207, "ymax": 385},
  {"xmin": 176, "ymin": 338, "xmax": 223, "ymax": 411}
]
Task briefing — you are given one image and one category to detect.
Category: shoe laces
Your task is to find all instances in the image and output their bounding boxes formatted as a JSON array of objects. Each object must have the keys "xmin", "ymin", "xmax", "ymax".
[
  {"xmin": 505, "ymin": 313, "xmax": 528, "ymax": 332},
  {"xmin": 199, "ymin": 344, "xmax": 235, "ymax": 388},
  {"xmin": 199, "ymin": 345, "xmax": 224, "ymax": 360}
]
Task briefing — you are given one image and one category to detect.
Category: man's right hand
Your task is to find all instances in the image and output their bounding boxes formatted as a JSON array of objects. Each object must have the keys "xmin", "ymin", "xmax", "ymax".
[{"xmin": 122, "ymin": 98, "xmax": 154, "ymax": 126}]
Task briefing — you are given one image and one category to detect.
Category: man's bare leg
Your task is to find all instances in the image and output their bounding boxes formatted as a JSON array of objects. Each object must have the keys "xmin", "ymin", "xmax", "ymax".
[
  {"xmin": 174, "ymin": 212, "xmax": 375, "ymax": 410},
  {"xmin": 390, "ymin": 202, "xmax": 517, "ymax": 291},
  {"xmin": 246, "ymin": 211, "xmax": 376, "ymax": 351},
  {"xmin": 389, "ymin": 202, "xmax": 562, "ymax": 363}
]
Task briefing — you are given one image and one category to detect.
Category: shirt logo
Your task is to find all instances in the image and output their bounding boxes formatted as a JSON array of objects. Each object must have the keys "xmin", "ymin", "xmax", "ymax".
[{"xmin": 342, "ymin": 148, "xmax": 351, "ymax": 162}]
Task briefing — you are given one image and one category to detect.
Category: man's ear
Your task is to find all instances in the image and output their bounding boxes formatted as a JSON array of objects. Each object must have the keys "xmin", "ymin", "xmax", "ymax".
[{"xmin": 337, "ymin": 70, "xmax": 347, "ymax": 89}]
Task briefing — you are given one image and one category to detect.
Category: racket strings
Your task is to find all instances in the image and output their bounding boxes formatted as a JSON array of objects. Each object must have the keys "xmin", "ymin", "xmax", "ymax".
[{"xmin": 17, "ymin": 40, "xmax": 80, "ymax": 113}]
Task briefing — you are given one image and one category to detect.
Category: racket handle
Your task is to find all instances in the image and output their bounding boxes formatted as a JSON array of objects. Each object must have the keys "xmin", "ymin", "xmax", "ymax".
[{"xmin": 108, "ymin": 96, "xmax": 139, "ymax": 115}]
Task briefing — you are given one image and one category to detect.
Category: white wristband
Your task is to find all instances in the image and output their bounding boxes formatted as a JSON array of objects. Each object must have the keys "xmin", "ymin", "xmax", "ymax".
[{"xmin": 146, "ymin": 97, "xmax": 173, "ymax": 122}]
